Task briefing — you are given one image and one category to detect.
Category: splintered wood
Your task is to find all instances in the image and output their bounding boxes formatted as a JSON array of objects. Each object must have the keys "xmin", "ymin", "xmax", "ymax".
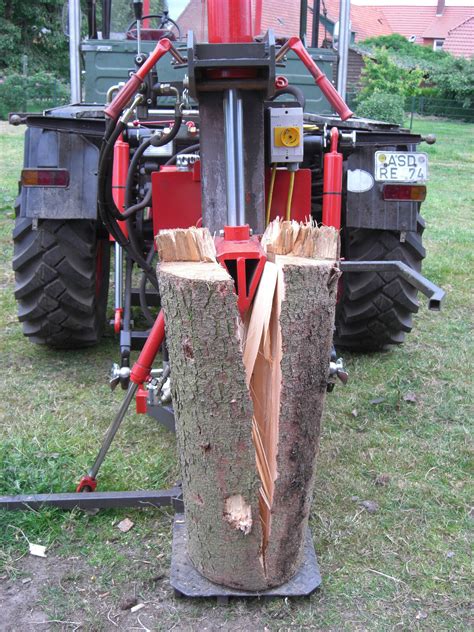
[
  {"xmin": 261, "ymin": 218, "xmax": 339, "ymax": 260},
  {"xmin": 156, "ymin": 222, "xmax": 340, "ymax": 591},
  {"xmin": 156, "ymin": 226, "xmax": 216, "ymax": 262}
]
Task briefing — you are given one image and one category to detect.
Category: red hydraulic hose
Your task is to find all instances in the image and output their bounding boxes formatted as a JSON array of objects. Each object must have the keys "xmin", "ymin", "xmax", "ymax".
[
  {"xmin": 322, "ymin": 127, "xmax": 343, "ymax": 230},
  {"xmin": 130, "ymin": 310, "xmax": 165, "ymax": 385},
  {"xmin": 282, "ymin": 37, "xmax": 353, "ymax": 121}
]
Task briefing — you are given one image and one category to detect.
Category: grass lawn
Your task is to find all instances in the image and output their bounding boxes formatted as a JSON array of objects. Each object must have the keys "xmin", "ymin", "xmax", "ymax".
[{"xmin": 0, "ymin": 118, "xmax": 472, "ymax": 631}]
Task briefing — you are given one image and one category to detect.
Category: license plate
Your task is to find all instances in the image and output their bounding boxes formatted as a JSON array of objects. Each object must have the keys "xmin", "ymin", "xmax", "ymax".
[{"xmin": 375, "ymin": 151, "xmax": 428, "ymax": 182}]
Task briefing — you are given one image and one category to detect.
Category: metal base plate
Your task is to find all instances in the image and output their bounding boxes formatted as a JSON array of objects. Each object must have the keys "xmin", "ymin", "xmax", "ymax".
[{"xmin": 170, "ymin": 515, "xmax": 321, "ymax": 601}]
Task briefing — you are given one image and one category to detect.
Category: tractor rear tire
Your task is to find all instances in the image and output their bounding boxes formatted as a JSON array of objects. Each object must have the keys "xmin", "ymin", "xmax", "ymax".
[
  {"xmin": 335, "ymin": 217, "xmax": 425, "ymax": 351},
  {"xmin": 12, "ymin": 217, "xmax": 110, "ymax": 349}
]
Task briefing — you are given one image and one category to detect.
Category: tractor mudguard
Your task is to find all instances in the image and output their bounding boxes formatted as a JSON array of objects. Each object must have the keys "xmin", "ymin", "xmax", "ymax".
[
  {"xmin": 20, "ymin": 126, "xmax": 99, "ymax": 220},
  {"xmin": 345, "ymin": 146, "xmax": 420, "ymax": 232}
]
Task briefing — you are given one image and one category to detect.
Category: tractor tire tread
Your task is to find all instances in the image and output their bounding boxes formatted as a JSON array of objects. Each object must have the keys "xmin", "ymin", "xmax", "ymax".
[
  {"xmin": 335, "ymin": 217, "xmax": 425, "ymax": 351},
  {"xmin": 13, "ymin": 218, "xmax": 110, "ymax": 349}
]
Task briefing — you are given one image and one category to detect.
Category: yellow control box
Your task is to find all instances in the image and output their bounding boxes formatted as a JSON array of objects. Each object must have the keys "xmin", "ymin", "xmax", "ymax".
[{"xmin": 269, "ymin": 106, "xmax": 304, "ymax": 164}]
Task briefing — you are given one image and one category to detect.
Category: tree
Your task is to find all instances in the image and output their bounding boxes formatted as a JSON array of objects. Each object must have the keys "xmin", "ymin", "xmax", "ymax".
[
  {"xmin": 0, "ymin": 0, "xmax": 69, "ymax": 79},
  {"xmin": 0, "ymin": 1, "xmax": 168, "ymax": 81},
  {"xmin": 358, "ymin": 48, "xmax": 424, "ymax": 102}
]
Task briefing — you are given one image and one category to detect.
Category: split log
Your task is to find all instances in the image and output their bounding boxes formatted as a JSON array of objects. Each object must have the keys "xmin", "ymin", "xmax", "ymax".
[
  {"xmin": 157, "ymin": 239, "xmax": 267, "ymax": 590},
  {"xmin": 156, "ymin": 221, "xmax": 340, "ymax": 591}
]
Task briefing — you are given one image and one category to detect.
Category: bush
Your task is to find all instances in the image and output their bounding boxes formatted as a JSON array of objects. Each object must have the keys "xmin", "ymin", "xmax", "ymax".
[
  {"xmin": 358, "ymin": 48, "xmax": 424, "ymax": 102},
  {"xmin": 356, "ymin": 92, "xmax": 406, "ymax": 125},
  {"xmin": 359, "ymin": 35, "xmax": 474, "ymax": 115},
  {"xmin": 0, "ymin": 72, "xmax": 69, "ymax": 119},
  {"xmin": 433, "ymin": 55, "xmax": 474, "ymax": 110}
]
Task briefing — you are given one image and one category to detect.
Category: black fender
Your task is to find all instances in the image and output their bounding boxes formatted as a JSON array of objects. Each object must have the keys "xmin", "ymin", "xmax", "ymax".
[{"xmin": 19, "ymin": 126, "xmax": 99, "ymax": 220}]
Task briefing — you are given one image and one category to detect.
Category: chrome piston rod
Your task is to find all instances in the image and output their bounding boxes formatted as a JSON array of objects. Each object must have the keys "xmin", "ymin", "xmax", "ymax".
[
  {"xmin": 223, "ymin": 89, "xmax": 246, "ymax": 226},
  {"xmin": 114, "ymin": 242, "xmax": 123, "ymax": 311}
]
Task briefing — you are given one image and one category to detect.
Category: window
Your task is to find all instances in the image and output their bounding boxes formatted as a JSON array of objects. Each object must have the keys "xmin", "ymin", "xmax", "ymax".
[{"xmin": 433, "ymin": 39, "xmax": 444, "ymax": 51}]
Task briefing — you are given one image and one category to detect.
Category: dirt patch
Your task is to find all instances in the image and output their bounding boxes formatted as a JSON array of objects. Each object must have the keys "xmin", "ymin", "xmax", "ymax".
[
  {"xmin": 1, "ymin": 555, "xmax": 76, "ymax": 631},
  {"xmin": 0, "ymin": 552, "xmax": 268, "ymax": 632}
]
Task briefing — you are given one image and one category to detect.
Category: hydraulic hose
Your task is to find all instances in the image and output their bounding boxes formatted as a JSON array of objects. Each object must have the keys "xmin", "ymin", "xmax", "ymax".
[
  {"xmin": 124, "ymin": 186, "xmax": 152, "ymax": 217},
  {"xmin": 125, "ymin": 111, "xmax": 183, "ymax": 264},
  {"xmin": 139, "ymin": 245, "xmax": 158, "ymax": 328},
  {"xmin": 269, "ymin": 86, "xmax": 306, "ymax": 109},
  {"xmin": 164, "ymin": 143, "xmax": 200, "ymax": 166},
  {"xmin": 124, "ymin": 111, "xmax": 183, "ymax": 213},
  {"xmin": 97, "ymin": 119, "xmax": 159, "ymax": 288},
  {"xmin": 97, "ymin": 119, "xmax": 129, "ymax": 246},
  {"xmin": 98, "ymin": 44, "xmax": 184, "ymax": 289},
  {"xmin": 98, "ymin": 110, "xmax": 182, "ymax": 290}
]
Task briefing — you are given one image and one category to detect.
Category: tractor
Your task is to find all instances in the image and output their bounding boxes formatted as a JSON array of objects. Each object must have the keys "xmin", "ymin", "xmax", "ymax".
[{"xmin": 10, "ymin": 0, "xmax": 440, "ymax": 369}]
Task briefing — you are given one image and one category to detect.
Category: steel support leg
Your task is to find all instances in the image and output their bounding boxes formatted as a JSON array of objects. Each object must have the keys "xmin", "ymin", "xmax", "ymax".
[{"xmin": 76, "ymin": 382, "xmax": 139, "ymax": 491}]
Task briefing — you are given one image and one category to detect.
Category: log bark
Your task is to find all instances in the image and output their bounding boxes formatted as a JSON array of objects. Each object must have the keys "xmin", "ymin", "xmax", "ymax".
[
  {"xmin": 262, "ymin": 255, "xmax": 339, "ymax": 585},
  {"xmin": 158, "ymin": 259, "xmax": 267, "ymax": 590},
  {"xmin": 156, "ymin": 223, "xmax": 340, "ymax": 591}
]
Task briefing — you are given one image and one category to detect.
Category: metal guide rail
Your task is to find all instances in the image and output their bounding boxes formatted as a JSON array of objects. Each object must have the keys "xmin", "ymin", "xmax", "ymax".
[{"xmin": 0, "ymin": 487, "xmax": 183, "ymax": 512}]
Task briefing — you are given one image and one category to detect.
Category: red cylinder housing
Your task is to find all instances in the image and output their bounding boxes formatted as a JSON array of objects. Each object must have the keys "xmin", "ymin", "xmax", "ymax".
[
  {"xmin": 322, "ymin": 128, "xmax": 343, "ymax": 230},
  {"xmin": 111, "ymin": 134, "xmax": 129, "ymax": 239},
  {"xmin": 207, "ymin": 0, "xmax": 253, "ymax": 43}
]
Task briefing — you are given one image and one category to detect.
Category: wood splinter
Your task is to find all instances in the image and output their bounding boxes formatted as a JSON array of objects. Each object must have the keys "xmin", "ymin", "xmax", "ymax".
[{"xmin": 156, "ymin": 221, "xmax": 340, "ymax": 591}]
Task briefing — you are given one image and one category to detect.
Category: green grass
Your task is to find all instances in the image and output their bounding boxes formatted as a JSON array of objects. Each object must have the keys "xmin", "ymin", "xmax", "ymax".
[{"xmin": 0, "ymin": 119, "xmax": 472, "ymax": 630}]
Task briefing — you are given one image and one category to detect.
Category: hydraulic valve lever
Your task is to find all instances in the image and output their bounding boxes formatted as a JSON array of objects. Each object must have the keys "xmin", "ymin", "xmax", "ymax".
[
  {"xmin": 276, "ymin": 37, "xmax": 353, "ymax": 121},
  {"xmin": 104, "ymin": 38, "xmax": 186, "ymax": 119}
]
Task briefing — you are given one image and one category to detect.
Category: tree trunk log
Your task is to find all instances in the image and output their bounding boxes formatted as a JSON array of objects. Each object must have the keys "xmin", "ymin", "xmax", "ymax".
[
  {"xmin": 157, "ymin": 223, "xmax": 340, "ymax": 591},
  {"xmin": 263, "ymin": 255, "xmax": 339, "ymax": 586},
  {"xmin": 158, "ymin": 261, "xmax": 267, "ymax": 590}
]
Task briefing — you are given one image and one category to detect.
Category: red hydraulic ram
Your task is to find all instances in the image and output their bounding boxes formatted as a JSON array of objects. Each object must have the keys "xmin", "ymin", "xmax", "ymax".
[
  {"xmin": 207, "ymin": 0, "xmax": 253, "ymax": 43},
  {"xmin": 322, "ymin": 127, "xmax": 343, "ymax": 230},
  {"xmin": 277, "ymin": 37, "xmax": 353, "ymax": 121},
  {"xmin": 130, "ymin": 310, "xmax": 165, "ymax": 385},
  {"xmin": 111, "ymin": 134, "xmax": 129, "ymax": 233}
]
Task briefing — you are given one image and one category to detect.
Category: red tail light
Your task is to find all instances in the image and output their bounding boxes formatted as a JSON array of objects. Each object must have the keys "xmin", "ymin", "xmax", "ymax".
[
  {"xmin": 383, "ymin": 184, "xmax": 426, "ymax": 202},
  {"xmin": 21, "ymin": 169, "xmax": 70, "ymax": 188}
]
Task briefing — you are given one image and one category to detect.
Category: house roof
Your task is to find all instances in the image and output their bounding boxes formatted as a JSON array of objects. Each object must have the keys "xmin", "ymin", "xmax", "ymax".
[
  {"xmin": 176, "ymin": 1, "xmax": 474, "ymax": 56},
  {"xmin": 176, "ymin": 0, "xmax": 207, "ymax": 41},
  {"xmin": 373, "ymin": 5, "xmax": 474, "ymax": 42},
  {"xmin": 443, "ymin": 15, "xmax": 474, "ymax": 56},
  {"xmin": 321, "ymin": 0, "xmax": 392, "ymax": 40}
]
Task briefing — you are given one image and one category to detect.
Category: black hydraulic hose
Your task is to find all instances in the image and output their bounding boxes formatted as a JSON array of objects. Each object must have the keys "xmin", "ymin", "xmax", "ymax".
[
  {"xmin": 139, "ymin": 245, "xmax": 158, "ymax": 328},
  {"xmin": 125, "ymin": 112, "xmax": 183, "ymax": 264},
  {"xmin": 124, "ymin": 186, "xmax": 152, "ymax": 217},
  {"xmin": 269, "ymin": 86, "xmax": 306, "ymax": 109},
  {"xmin": 97, "ymin": 120, "xmax": 129, "ymax": 246},
  {"xmin": 123, "ymin": 136, "xmax": 155, "ymax": 213},
  {"xmin": 124, "ymin": 112, "xmax": 183, "ymax": 213},
  {"xmin": 98, "ymin": 106, "xmax": 182, "ymax": 291},
  {"xmin": 97, "ymin": 119, "xmax": 159, "ymax": 289},
  {"xmin": 164, "ymin": 143, "xmax": 200, "ymax": 166}
]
